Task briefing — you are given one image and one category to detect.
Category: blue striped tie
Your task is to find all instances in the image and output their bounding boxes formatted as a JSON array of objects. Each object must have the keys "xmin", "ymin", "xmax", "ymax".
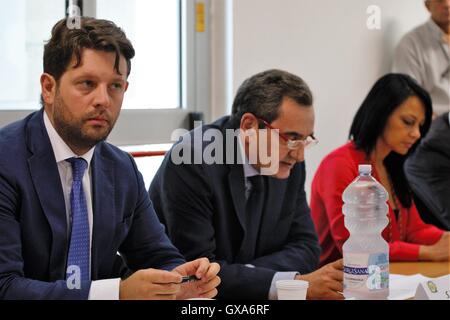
[{"xmin": 66, "ymin": 157, "xmax": 90, "ymax": 283}]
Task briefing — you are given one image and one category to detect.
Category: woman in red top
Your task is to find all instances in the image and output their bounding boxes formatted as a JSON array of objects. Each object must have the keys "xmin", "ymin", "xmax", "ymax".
[{"xmin": 311, "ymin": 74, "xmax": 449, "ymax": 266}]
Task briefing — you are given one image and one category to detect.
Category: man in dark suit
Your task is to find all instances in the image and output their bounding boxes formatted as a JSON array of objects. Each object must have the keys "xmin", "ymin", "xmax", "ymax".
[
  {"xmin": 150, "ymin": 69, "xmax": 343, "ymax": 300},
  {"xmin": 406, "ymin": 112, "xmax": 450, "ymax": 231},
  {"xmin": 0, "ymin": 17, "xmax": 220, "ymax": 300}
]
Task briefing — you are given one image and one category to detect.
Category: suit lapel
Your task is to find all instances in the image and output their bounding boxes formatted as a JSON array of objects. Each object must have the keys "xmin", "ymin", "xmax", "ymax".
[
  {"xmin": 228, "ymin": 164, "xmax": 247, "ymax": 232},
  {"xmin": 222, "ymin": 119, "xmax": 247, "ymax": 232},
  {"xmin": 90, "ymin": 147, "xmax": 115, "ymax": 279},
  {"xmin": 26, "ymin": 111, "xmax": 68, "ymax": 280}
]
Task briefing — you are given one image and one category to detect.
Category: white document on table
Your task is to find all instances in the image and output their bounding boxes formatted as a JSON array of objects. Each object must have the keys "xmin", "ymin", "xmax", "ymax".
[{"xmin": 388, "ymin": 274, "xmax": 431, "ymax": 300}]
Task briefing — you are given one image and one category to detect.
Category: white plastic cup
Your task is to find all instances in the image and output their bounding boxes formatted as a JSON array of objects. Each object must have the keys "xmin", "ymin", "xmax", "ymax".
[{"xmin": 276, "ymin": 280, "xmax": 309, "ymax": 300}]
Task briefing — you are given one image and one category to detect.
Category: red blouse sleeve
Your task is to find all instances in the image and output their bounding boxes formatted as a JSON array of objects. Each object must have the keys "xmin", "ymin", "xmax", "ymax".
[
  {"xmin": 314, "ymin": 153, "xmax": 357, "ymax": 253},
  {"xmin": 405, "ymin": 204, "xmax": 444, "ymax": 245},
  {"xmin": 388, "ymin": 241, "xmax": 420, "ymax": 261}
]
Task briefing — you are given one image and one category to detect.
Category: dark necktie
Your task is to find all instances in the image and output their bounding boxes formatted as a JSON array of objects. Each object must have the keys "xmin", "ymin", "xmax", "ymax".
[
  {"xmin": 66, "ymin": 157, "xmax": 90, "ymax": 282},
  {"xmin": 244, "ymin": 175, "xmax": 265, "ymax": 259}
]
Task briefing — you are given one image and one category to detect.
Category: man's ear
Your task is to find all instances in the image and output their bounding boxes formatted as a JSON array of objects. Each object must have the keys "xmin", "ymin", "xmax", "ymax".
[
  {"xmin": 240, "ymin": 113, "xmax": 258, "ymax": 132},
  {"xmin": 40, "ymin": 73, "xmax": 57, "ymax": 108}
]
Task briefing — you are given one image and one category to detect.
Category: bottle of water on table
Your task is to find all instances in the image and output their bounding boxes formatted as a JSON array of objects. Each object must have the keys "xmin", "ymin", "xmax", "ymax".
[{"xmin": 342, "ymin": 164, "xmax": 389, "ymax": 300}]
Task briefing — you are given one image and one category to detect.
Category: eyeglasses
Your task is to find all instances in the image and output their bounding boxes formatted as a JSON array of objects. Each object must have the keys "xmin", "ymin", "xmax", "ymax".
[{"xmin": 256, "ymin": 116, "xmax": 318, "ymax": 150}]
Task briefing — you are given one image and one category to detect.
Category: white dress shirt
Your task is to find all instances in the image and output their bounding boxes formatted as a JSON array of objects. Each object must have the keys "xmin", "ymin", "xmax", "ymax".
[
  {"xmin": 393, "ymin": 19, "xmax": 450, "ymax": 116},
  {"xmin": 43, "ymin": 112, "xmax": 120, "ymax": 300},
  {"xmin": 238, "ymin": 135, "xmax": 299, "ymax": 300}
]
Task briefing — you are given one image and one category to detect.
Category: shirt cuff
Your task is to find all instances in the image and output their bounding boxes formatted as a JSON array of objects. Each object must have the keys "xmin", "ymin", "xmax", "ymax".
[
  {"xmin": 269, "ymin": 272, "xmax": 299, "ymax": 300},
  {"xmin": 88, "ymin": 278, "xmax": 121, "ymax": 300}
]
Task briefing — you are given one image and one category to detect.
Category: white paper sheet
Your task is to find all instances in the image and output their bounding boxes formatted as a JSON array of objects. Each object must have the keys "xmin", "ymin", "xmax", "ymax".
[{"xmin": 388, "ymin": 274, "xmax": 431, "ymax": 300}]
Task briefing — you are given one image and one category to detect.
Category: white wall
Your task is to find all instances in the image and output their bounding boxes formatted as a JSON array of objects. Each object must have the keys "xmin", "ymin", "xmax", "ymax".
[{"xmin": 227, "ymin": 0, "xmax": 429, "ymax": 200}]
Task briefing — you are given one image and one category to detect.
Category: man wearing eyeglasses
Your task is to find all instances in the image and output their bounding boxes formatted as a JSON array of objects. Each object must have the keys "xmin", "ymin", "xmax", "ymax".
[
  {"xmin": 393, "ymin": 0, "xmax": 450, "ymax": 117},
  {"xmin": 149, "ymin": 69, "xmax": 344, "ymax": 300}
]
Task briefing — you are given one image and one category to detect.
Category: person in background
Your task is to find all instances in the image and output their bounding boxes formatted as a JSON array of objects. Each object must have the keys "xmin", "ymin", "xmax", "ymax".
[
  {"xmin": 310, "ymin": 73, "xmax": 449, "ymax": 267},
  {"xmin": 0, "ymin": 17, "xmax": 220, "ymax": 300},
  {"xmin": 405, "ymin": 111, "xmax": 450, "ymax": 231},
  {"xmin": 392, "ymin": 0, "xmax": 450, "ymax": 117},
  {"xmin": 150, "ymin": 69, "xmax": 344, "ymax": 300}
]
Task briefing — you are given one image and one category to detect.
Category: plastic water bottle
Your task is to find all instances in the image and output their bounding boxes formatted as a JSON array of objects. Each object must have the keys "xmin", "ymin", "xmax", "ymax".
[{"xmin": 342, "ymin": 164, "xmax": 389, "ymax": 300}]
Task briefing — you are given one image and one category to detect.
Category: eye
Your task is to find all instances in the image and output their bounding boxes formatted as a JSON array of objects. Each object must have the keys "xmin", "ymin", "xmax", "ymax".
[
  {"xmin": 402, "ymin": 118, "xmax": 415, "ymax": 126},
  {"xmin": 78, "ymin": 80, "xmax": 95, "ymax": 89},
  {"xmin": 284, "ymin": 133, "xmax": 302, "ymax": 141},
  {"xmin": 110, "ymin": 82, "xmax": 123, "ymax": 91}
]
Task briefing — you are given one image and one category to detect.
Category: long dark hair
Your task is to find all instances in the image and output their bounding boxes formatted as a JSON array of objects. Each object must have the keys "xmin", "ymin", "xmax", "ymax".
[{"xmin": 349, "ymin": 73, "xmax": 433, "ymax": 208}]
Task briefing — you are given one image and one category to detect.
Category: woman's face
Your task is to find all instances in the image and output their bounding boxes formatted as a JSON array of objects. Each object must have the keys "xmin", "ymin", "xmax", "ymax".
[{"xmin": 380, "ymin": 95, "xmax": 426, "ymax": 155}]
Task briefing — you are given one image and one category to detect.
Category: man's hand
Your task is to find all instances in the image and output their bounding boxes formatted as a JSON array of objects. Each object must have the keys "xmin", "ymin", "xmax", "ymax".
[
  {"xmin": 173, "ymin": 257, "xmax": 221, "ymax": 300},
  {"xmin": 119, "ymin": 268, "xmax": 182, "ymax": 300},
  {"xmin": 295, "ymin": 259, "xmax": 344, "ymax": 300},
  {"xmin": 420, "ymin": 232, "xmax": 450, "ymax": 262}
]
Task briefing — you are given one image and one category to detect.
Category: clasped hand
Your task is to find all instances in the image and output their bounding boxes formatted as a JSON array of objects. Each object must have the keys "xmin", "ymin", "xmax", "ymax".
[{"xmin": 119, "ymin": 257, "xmax": 221, "ymax": 300}]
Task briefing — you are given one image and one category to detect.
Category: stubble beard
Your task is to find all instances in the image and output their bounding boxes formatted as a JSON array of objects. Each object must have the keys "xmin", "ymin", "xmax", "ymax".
[{"xmin": 52, "ymin": 94, "xmax": 114, "ymax": 153}]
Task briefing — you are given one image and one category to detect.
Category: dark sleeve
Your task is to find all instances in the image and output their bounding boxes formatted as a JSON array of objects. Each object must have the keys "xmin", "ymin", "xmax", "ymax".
[
  {"xmin": 405, "ymin": 145, "xmax": 450, "ymax": 230},
  {"xmin": 150, "ymin": 158, "xmax": 273, "ymax": 299},
  {"xmin": 118, "ymin": 155, "xmax": 186, "ymax": 272},
  {"xmin": 0, "ymin": 164, "xmax": 89, "ymax": 300}
]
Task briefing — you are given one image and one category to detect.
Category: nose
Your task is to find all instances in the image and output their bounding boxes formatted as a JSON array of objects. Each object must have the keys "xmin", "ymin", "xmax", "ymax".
[
  {"xmin": 289, "ymin": 146, "xmax": 305, "ymax": 163},
  {"xmin": 410, "ymin": 125, "xmax": 421, "ymax": 140},
  {"xmin": 93, "ymin": 84, "xmax": 111, "ymax": 109}
]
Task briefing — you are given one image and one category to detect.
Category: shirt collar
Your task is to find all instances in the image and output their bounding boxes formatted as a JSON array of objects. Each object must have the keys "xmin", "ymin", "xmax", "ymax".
[
  {"xmin": 43, "ymin": 111, "xmax": 95, "ymax": 166},
  {"xmin": 238, "ymin": 131, "xmax": 260, "ymax": 178}
]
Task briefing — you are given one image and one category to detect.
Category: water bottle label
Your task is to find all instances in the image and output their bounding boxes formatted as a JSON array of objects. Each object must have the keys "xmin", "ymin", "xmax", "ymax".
[{"xmin": 344, "ymin": 253, "xmax": 389, "ymax": 291}]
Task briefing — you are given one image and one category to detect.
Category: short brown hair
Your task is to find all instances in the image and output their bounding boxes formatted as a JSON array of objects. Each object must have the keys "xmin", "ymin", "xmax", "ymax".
[
  {"xmin": 43, "ymin": 17, "xmax": 135, "ymax": 82},
  {"xmin": 230, "ymin": 69, "xmax": 313, "ymax": 127}
]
